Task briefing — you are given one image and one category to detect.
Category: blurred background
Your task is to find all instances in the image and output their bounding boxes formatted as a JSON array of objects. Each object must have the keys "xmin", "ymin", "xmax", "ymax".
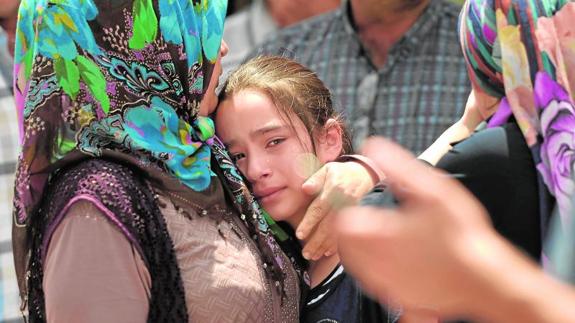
[{"xmin": 227, "ymin": 0, "xmax": 465, "ymax": 16}]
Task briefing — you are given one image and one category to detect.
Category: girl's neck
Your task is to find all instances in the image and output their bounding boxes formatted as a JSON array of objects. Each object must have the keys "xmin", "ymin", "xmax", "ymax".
[
  {"xmin": 308, "ymin": 253, "xmax": 341, "ymax": 288},
  {"xmin": 284, "ymin": 210, "xmax": 305, "ymax": 231},
  {"xmin": 291, "ymin": 210, "xmax": 341, "ymax": 288}
]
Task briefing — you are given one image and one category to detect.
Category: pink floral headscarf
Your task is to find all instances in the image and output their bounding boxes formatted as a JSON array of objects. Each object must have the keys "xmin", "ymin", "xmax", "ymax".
[{"xmin": 460, "ymin": 0, "xmax": 575, "ymax": 227}]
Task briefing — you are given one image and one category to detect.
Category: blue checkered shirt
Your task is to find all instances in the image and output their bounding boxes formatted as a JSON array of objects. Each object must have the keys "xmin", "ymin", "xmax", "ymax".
[
  {"xmin": 253, "ymin": 0, "xmax": 470, "ymax": 153},
  {"xmin": 0, "ymin": 29, "xmax": 23, "ymax": 323}
]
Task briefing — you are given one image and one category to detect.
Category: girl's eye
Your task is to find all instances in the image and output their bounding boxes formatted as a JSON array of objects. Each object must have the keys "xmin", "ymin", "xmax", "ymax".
[
  {"xmin": 231, "ymin": 152, "xmax": 245, "ymax": 163},
  {"xmin": 267, "ymin": 138, "xmax": 285, "ymax": 147}
]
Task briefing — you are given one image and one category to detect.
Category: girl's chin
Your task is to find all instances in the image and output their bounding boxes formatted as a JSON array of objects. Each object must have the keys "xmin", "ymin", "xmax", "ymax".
[
  {"xmin": 262, "ymin": 207, "xmax": 290, "ymax": 223},
  {"xmin": 264, "ymin": 208, "xmax": 302, "ymax": 229}
]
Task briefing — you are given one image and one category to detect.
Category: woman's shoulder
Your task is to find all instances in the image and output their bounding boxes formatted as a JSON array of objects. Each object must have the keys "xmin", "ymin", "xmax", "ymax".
[
  {"xmin": 43, "ymin": 158, "xmax": 160, "ymax": 246},
  {"xmin": 49, "ymin": 158, "xmax": 150, "ymax": 204},
  {"xmin": 38, "ymin": 158, "xmax": 188, "ymax": 322},
  {"xmin": 55, "ymin": 158, "xmax": 142, "ymax": 183}
]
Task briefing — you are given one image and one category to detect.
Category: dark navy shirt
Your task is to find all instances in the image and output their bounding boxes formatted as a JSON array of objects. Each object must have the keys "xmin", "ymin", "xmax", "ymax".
[{"xmin": 302, "ymin": 264, "xmax": 400, "ymax": 323}]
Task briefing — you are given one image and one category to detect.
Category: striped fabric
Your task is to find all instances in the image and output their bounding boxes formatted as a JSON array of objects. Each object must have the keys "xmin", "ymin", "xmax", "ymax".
[{"xmin": 253, "ymin": 0, "xmax": 470, "ymax": 154}]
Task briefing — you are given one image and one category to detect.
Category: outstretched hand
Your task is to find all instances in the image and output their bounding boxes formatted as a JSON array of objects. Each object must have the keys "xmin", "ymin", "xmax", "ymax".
[
  {"xmin": 336, "ymin": 137, "xmax": 497, "ymax": 318},
  {"xmin": 298, "ymin": 160, "xmax": 375, "ymax": 260}
]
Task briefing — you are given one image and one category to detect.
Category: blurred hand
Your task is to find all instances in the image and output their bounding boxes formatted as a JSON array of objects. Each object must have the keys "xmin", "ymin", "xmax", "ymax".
[
  {"xmin": 336, "ymin": 137, "xmax": 496, "ymax": 317},
  {"xmin": 298, "ymin": 160, "xmax": 375, "ymax": 260}
]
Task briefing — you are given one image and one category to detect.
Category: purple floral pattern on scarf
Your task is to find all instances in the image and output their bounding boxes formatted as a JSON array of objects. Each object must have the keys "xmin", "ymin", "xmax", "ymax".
[
  {"xmin": 461, "ymin": 0, "xmax": 575, "ymax": 230},
  {"xmin": 535, "ymin": 72, "xmax": 575, "ymax": 222}
]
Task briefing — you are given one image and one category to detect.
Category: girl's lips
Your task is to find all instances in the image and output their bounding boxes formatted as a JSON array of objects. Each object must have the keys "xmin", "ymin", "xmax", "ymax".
[{"xmin": 258, "ymin": 187, "xmax": 285, "ymax": 204}]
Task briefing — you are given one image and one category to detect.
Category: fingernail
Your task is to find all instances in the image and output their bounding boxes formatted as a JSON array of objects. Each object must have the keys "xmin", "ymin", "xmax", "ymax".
[
  {"xmin": 296, "ymin": 230, "xmax": 304, "ymax": 239},
  {"xmin": 303, "ymin": 252, "xmax": 311, "ymax": 260}
]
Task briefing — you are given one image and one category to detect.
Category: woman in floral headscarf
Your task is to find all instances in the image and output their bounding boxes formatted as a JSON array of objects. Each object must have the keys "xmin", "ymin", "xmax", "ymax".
[
  {"xmin": 419, "ymin": 0, "xmax": 575, "ymax": 261},
  {"xmin": 11, "ymin": 1, "xmax": 376, "ymax": 322}
]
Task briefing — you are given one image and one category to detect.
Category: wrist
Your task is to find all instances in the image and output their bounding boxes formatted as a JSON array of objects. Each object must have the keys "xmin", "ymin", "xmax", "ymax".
[
  {"xmin": 336, "ymin": 154, "xmax": 384, "ymax": 185},
  {"xmin": 462, "ymin": 234, "xmax": 575, "ymax": 323},
  {"xmin": 485, "ymin": 269, "xmax": 575, "ymax": 323}
]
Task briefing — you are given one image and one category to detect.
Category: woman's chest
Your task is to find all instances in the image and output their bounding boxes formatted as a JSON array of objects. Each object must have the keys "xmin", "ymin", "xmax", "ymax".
[{"xmin": 159, "ymin": 193, "xmax": 299, "ymax": 323}]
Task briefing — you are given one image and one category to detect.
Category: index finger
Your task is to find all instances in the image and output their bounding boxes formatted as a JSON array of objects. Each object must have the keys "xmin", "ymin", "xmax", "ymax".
[
  {"xmin": 301, "ymin": 165, "xmax": 327, "ymax": 196},
  {"xmin": 296, "ymin": 193, "xmax": 328, "ymax": 240}
]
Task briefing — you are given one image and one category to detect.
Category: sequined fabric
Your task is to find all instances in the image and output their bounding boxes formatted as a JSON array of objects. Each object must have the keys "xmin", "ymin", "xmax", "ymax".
[
  {"xmin": 156, "ymin": 191, "xmax": 301, "ymax": 322},
  {"xmin": 27, "ymin": 158, "xmax": 187, "ymax": 322}
]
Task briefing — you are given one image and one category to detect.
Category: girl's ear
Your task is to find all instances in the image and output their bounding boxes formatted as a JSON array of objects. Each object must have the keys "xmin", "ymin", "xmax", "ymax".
[{"xmin": 316, "ymin": 118, "xmax": 343, "ymax": 164}]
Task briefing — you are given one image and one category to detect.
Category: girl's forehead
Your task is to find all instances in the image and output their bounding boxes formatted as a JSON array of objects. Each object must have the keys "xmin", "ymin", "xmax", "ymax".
[{"xmin": 217, "ymin": 89, "xmax": 310, "ymax": 136}]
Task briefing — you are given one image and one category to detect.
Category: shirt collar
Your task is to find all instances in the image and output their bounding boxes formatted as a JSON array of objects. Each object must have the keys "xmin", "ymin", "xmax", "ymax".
[
  {"xmin": 339, "ymin": 0, "xmax": 446, "ymax": 63},
  {"xmin": 398, "ymin": 1, "xmax": 444, "ymax": 49},
  {"xmin": 340, "ymin": 0, "xmax": 356, "ymax": 39}
]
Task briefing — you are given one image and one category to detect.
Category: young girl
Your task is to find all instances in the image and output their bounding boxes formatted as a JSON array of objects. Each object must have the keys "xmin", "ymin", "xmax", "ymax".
[{"xmin": 215, "ymin": 56, "xmax": 399, "ymax": 323}]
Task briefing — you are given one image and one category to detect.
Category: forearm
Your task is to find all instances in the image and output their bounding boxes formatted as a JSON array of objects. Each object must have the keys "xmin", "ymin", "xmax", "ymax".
[
  {"xmin": 419, "ymin": 91, "xmax": 488, "ymax": 165},
  {"xmin": 483, "ymin": 263, "xmax": 575, "ymax": 323},
  {"xmin": 418, "ymin": 120, "xmax": 475, "ymax": 165},
  {"xmin": 464, "ymin": 234, "xmax": 575, "ymax": 323},
  {"xmin": 500, "ymin": 274, "xmax": 575, "ymax": 323},
  {"xmin": 337, "ymin": 154, "xmax": 384, "ymax": 184}
]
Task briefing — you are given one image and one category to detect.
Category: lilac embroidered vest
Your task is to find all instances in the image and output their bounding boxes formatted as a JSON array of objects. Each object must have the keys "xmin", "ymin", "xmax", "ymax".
[{"xmin": 26, "ymin": 158, "xmax": 188, "ymax": 322}]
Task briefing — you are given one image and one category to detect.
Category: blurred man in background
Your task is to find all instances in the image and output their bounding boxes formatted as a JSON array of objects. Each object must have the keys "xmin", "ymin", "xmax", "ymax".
[
  {"xmin": 222, "ymin": 0, "xmax": 340, "ymax": 74},
  {"xmin": 253, "ymin": 0, "xmax": 470, "ymax": 153}
]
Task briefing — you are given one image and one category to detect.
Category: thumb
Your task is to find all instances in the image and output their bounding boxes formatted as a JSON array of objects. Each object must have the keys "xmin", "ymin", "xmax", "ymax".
[{"xmin": 302, "ymin": 165, "xmax": 327, "ymax": 196}]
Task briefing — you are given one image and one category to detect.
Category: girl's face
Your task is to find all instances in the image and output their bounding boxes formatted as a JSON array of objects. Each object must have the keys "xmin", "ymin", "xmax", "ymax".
[{"xmin": 215, "ymin": 89, "xmax": 341, "ymax": 228}]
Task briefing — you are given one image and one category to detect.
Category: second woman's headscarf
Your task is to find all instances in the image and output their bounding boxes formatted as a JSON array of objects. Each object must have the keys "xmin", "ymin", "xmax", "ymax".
[
  {"xmin": 460, "ymin": 0, "xmax": 575, "ymax": 234},
  {"xmin": 13, "ymin": 0, "xmax": 291, "ymax": 301}
]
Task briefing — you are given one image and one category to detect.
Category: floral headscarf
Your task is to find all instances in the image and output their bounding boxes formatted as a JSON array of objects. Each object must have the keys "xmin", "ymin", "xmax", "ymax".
[
  {"xmin": 460, "ymin": 0, "xmax": 575, "ymax": 231},
  {"xmin": 13, "ymin": 0, "xmax": 291, "ymax": 297}
]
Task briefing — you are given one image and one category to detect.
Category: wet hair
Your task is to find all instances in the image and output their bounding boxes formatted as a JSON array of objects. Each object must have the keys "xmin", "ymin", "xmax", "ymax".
[{"xmin": 219, "ymin": 56, "xmax": 353, "ymax": 154}]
